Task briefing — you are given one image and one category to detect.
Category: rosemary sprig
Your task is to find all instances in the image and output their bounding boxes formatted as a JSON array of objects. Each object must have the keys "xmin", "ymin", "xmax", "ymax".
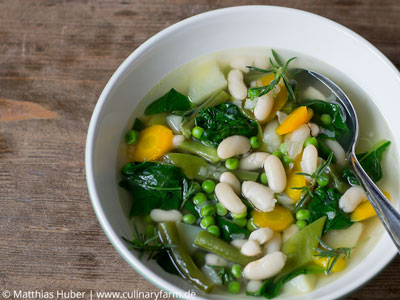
[
  {"xmin": 122, "ymin": 221, "xmax": 175, "ymax": 260},
  {"xmin": 247, "ymin": 49, "xmax": 297, "ymax": 101},
  {"xmin": 293, "ymin": 152, "xmax": 334, "ymax": 212},
  {"xmin": 314, "ymin": 237, "xmax": 353, "ymax": 275}
]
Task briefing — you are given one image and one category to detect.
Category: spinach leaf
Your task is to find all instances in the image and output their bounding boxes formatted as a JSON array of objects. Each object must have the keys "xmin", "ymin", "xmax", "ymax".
[
  {"xmin": 356, "ymin": 140, "xmax": 391, "ymax": 182},
  {"xmin": 195, "ymin": 102, "xmax": 258, "ymax": 147},
  {"xmin": 215, "ymin": 216, "xmax": 251, "ymax": 242},
  {"xmin": 302, "ymin": 99, "xmax": 348, "ymax": 131},
  {"xmin": 246, "ymin": 264, "xmax": 324, "ymax": 299},
  {"xmin": 154, "ymin": 251, "xmax": 180, "ymax": 276},
  {"xmin": 144, "ymin": 88, "xmax": 192, "ymax": 115},
  {"xmin": 342, "ymin": 166, "xmax": 360, "ymax": 186},
  {"xmin": 308, "ymin": 187, "xmax": 353, "ymax": 234},
  {"xmin": 120, "ymin": 161, "xmax": 189, "ymax": 216},
  {"xmin": 132, "ymin": 118, "xmax": 145, "ymax": 131},
  {"xmin": 303, "ymin": 99, "xmax": 351, "ymax": 145}
]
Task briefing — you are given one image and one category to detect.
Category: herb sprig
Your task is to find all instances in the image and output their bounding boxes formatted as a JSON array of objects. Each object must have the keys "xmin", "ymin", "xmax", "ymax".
[
  {"xmin": 314, "ymin": 237, "xmax": 353, "ymax": 275},
  {"xmin": 122, "ymin": 221, "xmax": 175, "ymax": 260},
  {"xmin": 293, "ymin": 152, "xmax": 334, "ymax": 212},
  {"xmin": 247, "ymin": 49, "xmax": 296, "ymax": 101}
]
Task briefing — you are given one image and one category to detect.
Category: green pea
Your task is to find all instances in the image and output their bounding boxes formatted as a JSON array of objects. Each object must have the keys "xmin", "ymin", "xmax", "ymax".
[
  {"xmin": 192, "ymin": 126, "xmax": 205, "ymax": 139},
  {"xmin": 282, "ymin": 155, "xmax": 293, "ymax": 166},
  {"xmin": 225, "ymin": 157, "xmax": 239, "ymax": 170},
  {"xmin": 317, "ymin": 173, "xmax": 329, "ymax": 187},
  {"xmin": 200, "ymin": 216, "xmax": 215, "ymax": 229},
  {"xmin": 320, "ymin": 114, "xmax": 332, "ymax": 125},
  {"xmin": 202, "ymin": 180, "xmax": 216, "ymax": 193},
  {"xmin": 216, "ymin": 203, "xmax": 228, "ymax": 216},
  {"xmin": 232, "ymin": 210, "xmax": 247, "ymax": 219},
  {"xmin": 296, "ymin": 219, "xmax": 307, "ymax": 230},
  {"xmin": 250, "ymin": 136, "xmax": 260, "ymax": 149},
  {"xmin": 279, "ymin": 142, "xmax": 288, "ymax": 154},
  {"xmin": 193, "ymin": 192, "xmax": 207, "ymax": 206},
  {"xmin": 231, "ymin": 264, "xmax": 243, "ymax": 279},
  {"xmin": 296, "ymin": 209, "xmax": 310, "ymax": 221},
  {"xmin": 200, "ymin": 204, "xmax": 216, "ymax": 217},
  {"xmin": 125, "ymin": 130, "xmax": 139, "ymax": 145},
  {"xmin": 182, "ymin": 214, "xmax": 196, "ymax": 225},
  {"xmin": 260, "ymin": 173, "xmax": 268, "ymax": 185},
  {"xmin": 207, "ymin": 225, "xmax": 221, "ymax": 237},
  {"xmin": 228, "ymin": 281, "xmax": 241, "ymax": 294},
  {"xmin": 272, "ymin": 150, "xmax": 283, "ymax": 159},
  {"xmin": 145, "ymin": 224, "xmax": 156, "ymax": 238},
  {"xmin": 247, "ymin": 218, "xmax": 258, "ymax": 232},
  {"xmin": 233, "ymin": 218, "xmax": 247, "ymax": 228},
  {"xmin": 304, "ymin": 136, "xmax": 318, "ymax": 148}
]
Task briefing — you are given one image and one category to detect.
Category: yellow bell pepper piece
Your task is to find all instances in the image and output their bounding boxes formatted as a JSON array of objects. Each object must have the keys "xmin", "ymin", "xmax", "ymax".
[
  {"xmin": 285, "ymin": 172, "xmax": 306, "ymax": 203},
  {"xmin": 312, "ymin": 254, "xmax": 346, "ymax": 273},
  {"xmin": 276, "ymin": 106, "xmax": 314, "ymax": 135},
  {"xmin": 351, "ymin": 201, "xmax": 376, "ymax": 222},
  {"xmin": 252, "ymin": 206, "xmax": 295, "ymax": 232},
  {"xmin": 350, "ymin": 191, "xmax": 390, "ymax": 222},
  {"xmin": 255, "ymin": 73, "xmax": 288, "ymax": 122},
  {"xmin": 127, "ymin": 125, "xmax": 173, "ymax": 162}
]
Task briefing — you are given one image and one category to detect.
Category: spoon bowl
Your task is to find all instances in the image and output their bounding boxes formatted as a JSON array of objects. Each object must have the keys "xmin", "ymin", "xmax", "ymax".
[{"xmin": 295, "ymin": 68, "xmax": 400, "ymax": 251}]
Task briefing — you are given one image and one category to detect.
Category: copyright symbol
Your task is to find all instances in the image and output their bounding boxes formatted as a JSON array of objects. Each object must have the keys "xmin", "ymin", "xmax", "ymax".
[{"xmin": 2, "ymin": 290, "xmax": 10, "ymax": 298}]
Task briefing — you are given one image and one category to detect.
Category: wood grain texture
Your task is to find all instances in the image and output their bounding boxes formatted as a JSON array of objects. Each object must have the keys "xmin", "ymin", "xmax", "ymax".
[{"xmin": 0, "ymin": 0, "xmax": 399, "ymax": 299}]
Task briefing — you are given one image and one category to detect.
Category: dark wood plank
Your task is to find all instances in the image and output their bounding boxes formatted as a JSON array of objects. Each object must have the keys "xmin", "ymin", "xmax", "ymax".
[{"xmin": 0, "ymin": 0, "xmax": 398, "ymax": 299}]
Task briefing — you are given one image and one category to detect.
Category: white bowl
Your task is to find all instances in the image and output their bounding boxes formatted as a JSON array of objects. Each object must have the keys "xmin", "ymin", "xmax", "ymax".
[{"xmin": 86, "ymin": 6, "xmax": 400, "ymax": 300}]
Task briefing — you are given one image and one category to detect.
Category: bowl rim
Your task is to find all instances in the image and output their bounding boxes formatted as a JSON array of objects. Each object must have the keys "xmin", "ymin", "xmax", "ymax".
[{"xmin": 85, "ymin": 5, "xmax": 400, "ymax": 299}]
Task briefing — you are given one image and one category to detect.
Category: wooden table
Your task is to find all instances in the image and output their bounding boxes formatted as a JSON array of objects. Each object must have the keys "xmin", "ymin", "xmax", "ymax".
[{"xmin": 0, "ymin": 1, "xmax": 399, "ymax": 299}]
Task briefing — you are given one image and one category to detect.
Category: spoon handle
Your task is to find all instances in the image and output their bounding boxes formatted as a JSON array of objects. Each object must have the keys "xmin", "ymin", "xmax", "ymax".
[{"xmin": 350, "ymin": 154, "xmax": 400, "ymax": 251}]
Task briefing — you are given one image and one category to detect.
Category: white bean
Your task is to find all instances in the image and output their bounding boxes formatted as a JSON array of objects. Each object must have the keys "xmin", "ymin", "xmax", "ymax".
[
  {"xmin": 339, "ymin": 186, "xmax": 367, "ymax": 213},
  {"xmin": 264, "ymin": 155, "xmax": 287, "ymax": 193},
  {"xmin": 172, "ymin": 135, "xmax": 185, "ymax": 148},
  {"xmin": 263, "ymin": 232, "xmax": 282, "ymax": 254},
  {"xmin": 308, "ymin": 122, "xmax": 320, "ymax": 137},
  {"xmin": 217, "ymin": 135, "xmax": 250, "ymax": 159},
  {"xmin": 150, "ymin": 209, "xmax": 182, "ymax": 223},
  {"xmin": 246, "ymin": 280, "xmax": 264, "ymax": 293},
  {"xmin": 231, "ymin": 238, "xmax": 248, "ymax": 249},
  {"xmin": 242, "ymin": 181, "xmax": 276, "ymax": 212},
  {"xmin": 249, "ymin": 228, "xmax": 274, "ymax": 245},
  {"xmin": 243, "ymin": 252, "xmax": 287, "ymax": 280},
  {"xmin": 228, "ymin": 69, "xmax": 248, "ymax": 100},
  {"xmin": 325, "ymin": 139, "xmax": 346, "ymax": 167},
  {"xmin": 205, "ymin": 254, "xmax": 228, "ymax": 267},
  {"xmin": 230, "ymin": 56, "xmax": 253, "ymax": 73},
  {"xmin": 254, "ymin": 93, "xmax": 274, "ymax": 122},
  {"xmin": 301, "ymin": 144, "xmax": 318, "ymax": 180},
  {"xmin": 239, "ymin": 152, "xmax": 270, "ymax": 171},
  {"xmin": 241, "ymin": 240, "xmax": 262, "ymax": 257},
  {"xmin": 215, "ymin": 182, "xmax": 246, "ymax": 214},
  {"xmin": 282, "ymin": 224, "xmax": 299, "ymax": 243},
  {"xmin": 219, "ymin": 172, "xmax": 241, "ymax": 194}
]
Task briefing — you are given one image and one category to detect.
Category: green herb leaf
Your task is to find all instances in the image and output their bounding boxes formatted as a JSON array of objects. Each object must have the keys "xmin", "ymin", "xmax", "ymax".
[
  {"xmin": 356, "ymin": 140, "xmax": 391, "ymax": 182},
  {"xmin": 215, "ymin": 216, "xmax": 251, "ymax": 242},
  {"xmin": 195, "ymin": 102, "xmax": 258, "ymax": 148},
  {"xmin": 248, "ymin": 50, "xmax": 296, "ymax": 101},
  {"xmin": 144, "ymin": 88, "xmax": 192, "ymax": 115},
  {"xmin": 120, "ymin": 162, "xmax": 188, "ymax": 216},
  {"xmin": 122, "ymin": 221, "xmax": 175, "ymax": 260}
]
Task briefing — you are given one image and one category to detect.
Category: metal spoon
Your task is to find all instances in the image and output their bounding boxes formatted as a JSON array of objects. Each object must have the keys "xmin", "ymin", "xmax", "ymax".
[{"xmin": 295, "ymin": 68, "xmax": 400, "ymax": 251}]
